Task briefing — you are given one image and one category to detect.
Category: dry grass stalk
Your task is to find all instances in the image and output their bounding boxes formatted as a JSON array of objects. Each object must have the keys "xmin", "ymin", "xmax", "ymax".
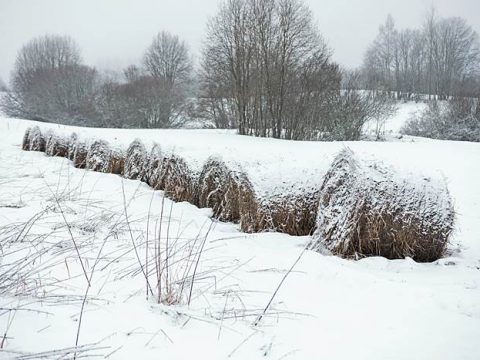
[{"xmin": 309, "ymin": 148, "xmax": 455, "ymax": 262}]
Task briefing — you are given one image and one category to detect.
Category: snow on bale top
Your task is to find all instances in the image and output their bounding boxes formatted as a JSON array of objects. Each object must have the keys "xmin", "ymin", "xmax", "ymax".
[{"xmin": 309, "ymin": 148, "xmax": 455, "ymax": 262}]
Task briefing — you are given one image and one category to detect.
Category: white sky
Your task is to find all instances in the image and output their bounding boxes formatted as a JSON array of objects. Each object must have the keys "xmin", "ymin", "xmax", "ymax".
[{"xmin": 0, "ymin": 0, "xmax": 479, "ymax": 82}]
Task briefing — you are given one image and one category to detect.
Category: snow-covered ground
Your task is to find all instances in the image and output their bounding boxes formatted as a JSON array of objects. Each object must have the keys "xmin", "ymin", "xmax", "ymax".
[{"xmin": 1, "ymin": 105, "xmax": 480, "ymax": 359}]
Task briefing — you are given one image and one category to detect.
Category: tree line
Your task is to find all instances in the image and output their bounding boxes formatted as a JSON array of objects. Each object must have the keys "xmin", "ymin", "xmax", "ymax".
[
  {"xmin": 1, "ymin": 1, "xmax": 479, "ymax": 141},
  {"xmin": 362, "ymin": 10, "xmax": 480, "ymax": 100}
]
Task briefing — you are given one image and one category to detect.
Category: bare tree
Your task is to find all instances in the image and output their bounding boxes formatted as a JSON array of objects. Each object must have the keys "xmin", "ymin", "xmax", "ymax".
[
  {"xmin": 143, "ymin": 31, "xmax": 192, "ymax": 87},
  {"xmin": 1, "ymin": 35, "xmax": 99, "ymax": 124},
  {"xmin": 140, "ymin": 31, "xmax": 193, "ymax": 126},
  {"xmin": 201, "ymin": 0, "xmax": 341, "ymax": 140},
  {"xmin": 363, "ymin": 10, "xmax": 480, "ymax": 99}
]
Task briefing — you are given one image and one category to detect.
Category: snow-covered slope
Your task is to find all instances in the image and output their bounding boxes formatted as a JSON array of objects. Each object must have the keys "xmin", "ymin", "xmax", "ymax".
[{"xmin": 0, "ymin": 114, "xmax": 479, "ymax": 359}]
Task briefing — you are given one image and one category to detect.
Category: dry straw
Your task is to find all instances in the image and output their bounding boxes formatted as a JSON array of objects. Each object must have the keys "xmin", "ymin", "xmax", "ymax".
[
  {"xmin": 124, "ymin": 139, "xmax": 147, "ymax": 180},
  {"xmin": 28, "ymin": 126, "xmax": 46, "ymax": 152},
  {"xmin": 108, "ymin": 149, "xmax": 125, "ymax": 175},
  {"xmin": 67, "ymin": 133, "xmax": 78, "ymax": 161},
  {"xmin": 159, "ymin": 154, "xmax": 197, "ymax": 203},
  {"xmin": 85, "ymin": 139, "xmax": 111, "ymax": 172},
  {"xmin": 22, "ymin": 127, "xmax": 31, "ymax": 150},
  {"xmin": 309, "ymin": 148, "xmax": 455, "ymax": 262},
  {"xmin": 45, "ymin": 133, "xmax": 69, "ymax": 158},
  {"xmin": 72, "ymin": 141, "xmax": 88, "ymax": 169},
  {"xmin": 144, "ymin": 143, "xmax": 163, "ymax": 188}
]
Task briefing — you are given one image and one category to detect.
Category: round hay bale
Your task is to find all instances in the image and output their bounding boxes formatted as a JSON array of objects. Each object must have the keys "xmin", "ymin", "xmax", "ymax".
[
  {"xmin": 124, "ymin": 139, "xmax": 147, "ymax": 180},
  {"xmin": 197, "ymin": 157, "xmax": 231, "ymax": 219},
  {"xmin": 72, "ymin": 141, "xmax": 88, "ymax": 169},
  {"xmin": 309, "ymin": 149, "xmax": 455, "ymax": 262},
  {"xmin": 22, "ymin": 127, "xmax": 31, "ymax": 150},
  {"xmin": 108, "ymin": 149, "xmax": 125, "ymax": 175},
  {"xmin": 28, "ymin": 126, "xmax": 46, "ymax": 152},
  {"xmin": 45, "ymin": 133, "xmax": 69, "ymax": 157},
  {"xmin": 258, "ymin": 189, "xmax": 320, "ymax": 236},
  {"xmin": 144, "ymin": 144, "xmax": 163, "ymax": 188},
  {"xmin": 85, "ymin": 140, "xmax": 111, "ymax": 173},
  {"xmin": 159, "ymin": 154, "xmax": 196, "ymax": 203},
  {"xmin": 235, "ymin": 172, "xmax": 266, "ymax": 233},
  {"xmin": 197, "ymin": 157, "xmax": 263, "ymax": 224},
  {"xmin": 67, "ymin": 133, "xmax": 78, "ymax": 161}
]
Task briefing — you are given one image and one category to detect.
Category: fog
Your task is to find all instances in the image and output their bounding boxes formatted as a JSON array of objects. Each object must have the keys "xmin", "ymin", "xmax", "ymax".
[{"xmin": 0, "ymin": 0, "xmax": 479, "ymax": 82}]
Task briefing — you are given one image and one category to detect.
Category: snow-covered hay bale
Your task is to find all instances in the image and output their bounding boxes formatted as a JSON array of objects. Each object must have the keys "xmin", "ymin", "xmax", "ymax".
[
  {"xmin": 123, "ymin": 139, "xmax": 147, "ymax": 180},
  {"xmin": 85, "ymin": 140, "xmax": 111, "ymax": 173},
  {"xmin": 197, "ymin": 157, "xmax": 231, "ymax": 219},
  {"xmin": 237, "ymin": 174, "xmax": 265, "ymax": 233},
  {"xmin": 159, "ymin": 154, "xmax": 196, "ymax": 203},
  {"xmin": 309, "ymin": 149, "xmax": 455, "ymax": 262},
  {"xmin": 45, "ymin": 133, "xmax": 69, "ymax": 157},
  {"xmin": 197, "ymin": 157, "xmax": 260, "ymax": 223},
  {"xmin": 72, "ymin": 141, "xmax": 88, "ymax": 169},
  {"xmin": 28, "ymin": 126, "xmax": 46, "ymax": 152},
  {"xmin": 144, "ymin": 144, "xmax": 163, "ymax": 188},
  {"xmin": 22, "ymin": 127, "xmax": 31, "ymax": 150},
  {"xmin": 108, "ymin": 149, "xmax": 125, "ymax": 175},
  {"xmin": 258, "ymin": 190, "xmax": 320, "ymax": 236},
  {"xmin": 67, "ymin": 133, "xmax": 78, "ymax": 160}
]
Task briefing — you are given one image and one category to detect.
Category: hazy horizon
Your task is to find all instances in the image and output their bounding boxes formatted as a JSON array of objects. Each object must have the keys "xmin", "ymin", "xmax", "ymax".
[{"xmin": 0, "ymin": 0, "xmax": 479, "ymax": 82}]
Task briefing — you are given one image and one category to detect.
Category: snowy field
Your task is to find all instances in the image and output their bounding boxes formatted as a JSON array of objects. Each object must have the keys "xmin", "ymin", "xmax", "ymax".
[{"xmin": 1, "ymin": 104, "xmax": 480, "ymax": 359}]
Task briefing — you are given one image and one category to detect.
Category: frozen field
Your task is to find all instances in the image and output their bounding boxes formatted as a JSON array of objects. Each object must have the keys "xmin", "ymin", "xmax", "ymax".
[{"xmin": 1, "ymin": 106, "xmax": 480, "ymax": 359}]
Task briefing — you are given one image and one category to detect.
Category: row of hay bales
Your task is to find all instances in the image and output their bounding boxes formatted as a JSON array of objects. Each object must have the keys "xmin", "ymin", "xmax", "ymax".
[{"xmin": 22, "ymin": 126, "xmax": 455, "ymax": 262}]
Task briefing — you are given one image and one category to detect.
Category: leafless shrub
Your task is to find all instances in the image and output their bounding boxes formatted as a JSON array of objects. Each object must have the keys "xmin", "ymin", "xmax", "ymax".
[{"xmin": 309, "ymin": 149, "xmax": 455, "ymax": 262}]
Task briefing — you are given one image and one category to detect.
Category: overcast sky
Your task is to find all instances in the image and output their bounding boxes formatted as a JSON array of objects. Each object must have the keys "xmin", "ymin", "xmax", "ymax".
[{"xmin": 0, "ymin": 0, "xmax": 479, "ymax": 82}]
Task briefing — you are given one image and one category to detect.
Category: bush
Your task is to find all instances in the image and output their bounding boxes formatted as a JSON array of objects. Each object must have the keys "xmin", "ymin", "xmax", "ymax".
[{"xmin": 401, "ymin": 98, "xmax": 480, "ymax": 142}]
